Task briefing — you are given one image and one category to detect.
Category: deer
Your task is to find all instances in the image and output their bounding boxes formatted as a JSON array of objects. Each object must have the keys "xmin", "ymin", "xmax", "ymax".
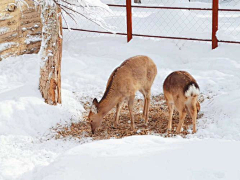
[
  {"xmin": 163, "ymin": 71, "xmax": 200, "ymax": 134},
  {"xmin": 88, "ymin": 55, "xmax": 157, "ymax": 134}
]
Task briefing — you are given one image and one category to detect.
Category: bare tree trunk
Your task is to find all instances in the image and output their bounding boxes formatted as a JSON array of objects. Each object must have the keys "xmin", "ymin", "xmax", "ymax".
[
  {"xmin": 134, "ymin": 0, "xmax": 141, "ymax": 3},
  {"xmin": 39, "ymin": 4, "xmax": 62, "ymax": 105}
]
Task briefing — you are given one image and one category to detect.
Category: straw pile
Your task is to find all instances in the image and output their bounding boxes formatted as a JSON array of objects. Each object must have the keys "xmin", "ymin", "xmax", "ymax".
[{"xmin": 53, "ymin": 94, "xmax": 204, "ymax": 140}]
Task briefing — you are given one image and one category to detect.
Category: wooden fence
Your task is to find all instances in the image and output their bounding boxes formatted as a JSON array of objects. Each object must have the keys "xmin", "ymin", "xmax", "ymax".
[{"xmin": 0, "ymin": 0, "xmax": 42, "ymax": 60}]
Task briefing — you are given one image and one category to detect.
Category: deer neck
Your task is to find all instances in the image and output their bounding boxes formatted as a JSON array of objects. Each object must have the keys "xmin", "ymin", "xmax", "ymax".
[{"xmin": 98, "ymin": 95, "xmax": 119, "ymax": 117}]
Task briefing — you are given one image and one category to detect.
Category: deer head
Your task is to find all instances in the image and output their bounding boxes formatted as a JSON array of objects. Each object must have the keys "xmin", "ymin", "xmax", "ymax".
[{"xmin": 88, "ymin": 98, "xmax": 103, "ymax": 134}]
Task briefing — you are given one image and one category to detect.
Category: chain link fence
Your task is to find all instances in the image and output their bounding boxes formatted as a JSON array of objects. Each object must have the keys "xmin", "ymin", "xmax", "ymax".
[
  {"xmin": 218, "ymin": 0, "xmax": 240, "ymax": 43},
  {"xmin": 63, "ymin": 0, "xmax": 240, "ymax": 47}
]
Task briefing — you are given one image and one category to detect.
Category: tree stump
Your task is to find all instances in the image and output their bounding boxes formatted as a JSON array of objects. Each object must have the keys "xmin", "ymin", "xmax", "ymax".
[{"xmin": 39, "ymin": 4, "xmax": 62, "ymax": 105}]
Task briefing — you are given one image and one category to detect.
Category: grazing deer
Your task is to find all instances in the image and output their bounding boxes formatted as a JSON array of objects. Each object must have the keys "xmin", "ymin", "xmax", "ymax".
[
  {"xmin": 163, "ymin": 71, "xmax": 200, "ymax": 134},
  {"xmin": 89, "ymin": 55, "xmax": 157, "ymax": 134}
]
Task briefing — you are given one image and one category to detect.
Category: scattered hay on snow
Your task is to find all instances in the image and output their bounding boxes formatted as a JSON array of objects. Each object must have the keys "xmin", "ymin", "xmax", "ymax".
[{"xmin": 52, "ymin": 94, "xmax": 204, "ymax": 140}]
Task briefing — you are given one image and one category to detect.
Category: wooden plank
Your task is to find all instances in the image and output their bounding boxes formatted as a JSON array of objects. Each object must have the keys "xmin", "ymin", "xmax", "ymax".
[
  {"xmin": 22, "ymin": 7, "xmax": 41, "ymax": 14},
  {"xmin": 0, "ymin": 0, "xmax": 15, "ymax": 4},
  {"xmin": 1, "ymin": 48, "xmax": 18, "ymax": 59},
  {"xmin": 0, "ymin": 1, "xmax": 15, "ymax": 8},
  {"xmin": 0, "ymin": 19, "xmax": 18, "ymax": 29},
  {"xmin": 21, "ymin": 18, "xmax": 41, "ymax": 26},
  {"xmin": 19, "ymin": 41, "xmax": 41, "ymax": 55},
  {"xmin": 0, "ymin": 31, "xmax": 18, "ymax": 43},
  {"xmin": 0, "ymin": 42, "xmax": 18, "ymax": 60},
  {"xmin": 21, "ymin": 12, "xmax": 41, "ymax": 20},
  {"xmin": 20, "ymin": 23, "xmax": 41, "ymax": 30},
  {"xmin": 21, "ymin": 29, "xmax": 41, "ymax": 36}
]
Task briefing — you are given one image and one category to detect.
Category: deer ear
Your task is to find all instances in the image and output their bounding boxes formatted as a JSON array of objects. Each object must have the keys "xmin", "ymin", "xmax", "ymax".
[
  {"xmin": 93, "ymin": 98, "xmax": 98, "ymax": 107},
  {"xmin": 91, "ymin": 98, "xmax": 98, "ymax": 114}
]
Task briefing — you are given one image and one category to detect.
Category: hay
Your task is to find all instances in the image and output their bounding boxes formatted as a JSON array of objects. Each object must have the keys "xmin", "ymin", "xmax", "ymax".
[{"xmin": 53, "ymin": 94, "xmax": 204, "ymax": 140}]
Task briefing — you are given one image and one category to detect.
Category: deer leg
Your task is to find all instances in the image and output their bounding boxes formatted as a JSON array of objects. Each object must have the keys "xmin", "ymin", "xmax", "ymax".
[
  {"xmin": 144, "ymin": 92, "xmax": 151, "ymax": 124},
  {"xmin": 143, "ymin": 98, "xmax": 147, "ymax": 117},
  {"xmin": 176, "ymin": 108, "xmax": 187, "ymax": 134},
  {"xmin": 114, "ymin": 101, "xmax": 123, "ymax": 128},
  {"xmin": 140, "ymin": 89, "xmax": 146, "ymax": 118},
  {"xmin": 187, "ymin": 103, "xmax": 198, "ymax": 133},
  {"xmin": 167, "ymin": 102, "xmax": 174, "ymax": 132},
  {"xmin": 128, "ymin": 95, "xmax": 135, "ymax": 131}
]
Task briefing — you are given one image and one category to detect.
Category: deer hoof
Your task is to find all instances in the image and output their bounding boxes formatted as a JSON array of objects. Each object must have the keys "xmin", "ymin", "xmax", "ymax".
[
  {"xmin": 112, "ymin": 124, "xmax": 118, "ymax": 129},
  {"xmin": 131, "ymin": 125, "xmax": 135, "ymax": 131}
]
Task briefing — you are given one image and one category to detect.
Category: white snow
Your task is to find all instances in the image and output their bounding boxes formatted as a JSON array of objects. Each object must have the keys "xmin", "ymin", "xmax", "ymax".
[
  {"xmin": 0, "ymin": 42, "xmax": 18, "ymax": 53},
  {"xmin": 0, "ymin": 27, "xmax": 10, "ymax": 35},
  {"xmin": 24, "ymin": 35, "xmax": 42, "ymax": 45},
  {"xmin": 1, "ymin": 0, "xmax": 240, "ymax": 180},
  {"xmin": 0, "ymin": 14, "xmax": 13, "ymax": 21},
  {"xmin": 19, "ymin": 136, "xmax": 240, "ymax": 180},
  {"xmin": 1, "ymin": 35, "xmax": 240, "ymax": 180}
]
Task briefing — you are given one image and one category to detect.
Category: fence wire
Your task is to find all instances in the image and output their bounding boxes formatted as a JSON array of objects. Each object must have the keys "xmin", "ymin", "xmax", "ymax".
[
  {"xmin": 132, "ymin": 8, "xmax": 212, "ymax": 39},
  {"xmin": 63, "ymin": 6, "xmax": 126, "ymax": 40},
  {"xmin": 63, "ymin": 0, "xmax": 240, "ymax": 47},
  {"xmin": 218, "ymin": 11, "xmax": 240, "ymax": 42}
]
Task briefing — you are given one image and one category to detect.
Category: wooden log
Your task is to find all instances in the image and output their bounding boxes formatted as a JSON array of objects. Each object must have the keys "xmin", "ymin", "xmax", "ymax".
[{"xmin": 39, "ymin": 4, "xmax": 62, "ymax": 105}]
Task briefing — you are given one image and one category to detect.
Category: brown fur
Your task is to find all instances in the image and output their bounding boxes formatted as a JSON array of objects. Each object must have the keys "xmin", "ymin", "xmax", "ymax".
[
  {"xmin": 163, "ymin": 71, "xmax": 200, "ymax": 134},
  {"xmin": 89, "ymin": 55, "xmax": 157, "ymax": 134}
]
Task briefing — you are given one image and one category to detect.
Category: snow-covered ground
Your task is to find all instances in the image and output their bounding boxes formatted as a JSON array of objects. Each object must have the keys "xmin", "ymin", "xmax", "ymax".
[
  {"xmin": 20, "ymin": 136, "xmax": 240, "ymax": 180},
  {"xmin": 1, "ymin": 0, "xmax": 240, "ymax": 180},
  {"xmin": 1, "ymin": 36, "xmax": 240, "ymax": 180}
]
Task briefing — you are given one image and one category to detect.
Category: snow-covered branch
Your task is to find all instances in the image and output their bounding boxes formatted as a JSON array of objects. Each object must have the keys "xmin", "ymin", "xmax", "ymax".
[{"xmin": 15, "ymin": 0, "xmax": 113, "ymax": 31}]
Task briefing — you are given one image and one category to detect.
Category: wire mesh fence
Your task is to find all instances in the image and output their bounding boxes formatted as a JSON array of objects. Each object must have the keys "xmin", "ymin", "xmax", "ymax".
[
  {"xmin": 63, "ymin": 5, "xmax": 127, "ymax": 40},
  {"xmin": 63, "ymin": 0, "xmax": 240, "ymax": 48},
  {"xmin": 132, "ymin": 8, "xmax": 212, "ymax": 39},
  {"xmin": 218, "ymin": 11, "xmax": 240, "ymax": 42}
]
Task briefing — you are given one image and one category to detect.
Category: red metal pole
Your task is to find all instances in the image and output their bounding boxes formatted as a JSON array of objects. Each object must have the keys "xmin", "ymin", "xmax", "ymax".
[
  {"xmin": 126, "ymin": 0, "xmax": 132, "ymax": 42},
  {"xmin": 212, "ymin": 0, "xmax": 219, "ymax": 49}
]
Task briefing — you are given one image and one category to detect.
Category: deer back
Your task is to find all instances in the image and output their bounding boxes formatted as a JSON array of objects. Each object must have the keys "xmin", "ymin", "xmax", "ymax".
[
  {"xmin": 163, "ymin": 71, "xmax": 199, "ymax": 98},
  {"xmin": 101, "ymin": 55, "xmax": 157, "ymax": 101}
]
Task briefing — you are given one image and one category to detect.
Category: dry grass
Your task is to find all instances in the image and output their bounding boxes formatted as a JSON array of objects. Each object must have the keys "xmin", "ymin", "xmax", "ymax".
[{"xmin": 53, "ymin": 94, "xmax": 204, "ymax": 141}]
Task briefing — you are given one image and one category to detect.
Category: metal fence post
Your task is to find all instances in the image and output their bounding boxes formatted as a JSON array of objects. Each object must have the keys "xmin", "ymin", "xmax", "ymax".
[
  {"xmin": 126, "ymin": 0, "xmax": 132, "ymax": 42},
  {"xmin": 212, "ymin": 0, "xmax": 219, "ymax": 49}
]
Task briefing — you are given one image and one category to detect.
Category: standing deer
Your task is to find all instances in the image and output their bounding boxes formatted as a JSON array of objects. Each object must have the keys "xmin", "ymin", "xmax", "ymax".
[
  {"xmin": 163, "ymin": 71, "xmax": 200, "ymax": 134},
  {"xmin": 89, "ymin": 55, "xmax": 157, "ymax": 134}
]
